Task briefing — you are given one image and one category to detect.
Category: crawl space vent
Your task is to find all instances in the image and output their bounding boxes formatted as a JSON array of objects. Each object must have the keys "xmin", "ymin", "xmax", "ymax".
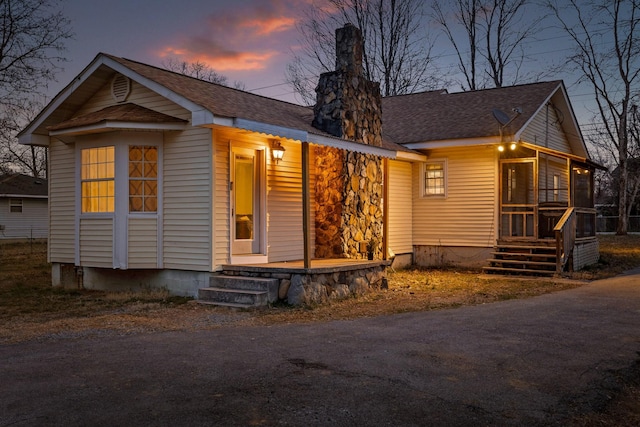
[{"xmin": 111, "ymin": 74, "xmax": 131, "ymax": 102}]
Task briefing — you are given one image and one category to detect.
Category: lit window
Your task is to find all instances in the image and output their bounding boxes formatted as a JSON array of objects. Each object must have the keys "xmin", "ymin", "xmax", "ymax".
[
  {"xmin": 553, "ymin": 174, "xmax": 560, "ymax": 202},
  {"xmin": 81, "ymin": 146, "xmax": 115, "ymax": 212},
  {"xmin": 424, "ymin": 161, "xmax": 445, "ymax": 196},
  {"xmin": 9, "ymin": 198, "xmax": 22, "ymax": 213},
  {"xmin": 129, "ymin": 146, "xmax": 158, "ymax": 212}
]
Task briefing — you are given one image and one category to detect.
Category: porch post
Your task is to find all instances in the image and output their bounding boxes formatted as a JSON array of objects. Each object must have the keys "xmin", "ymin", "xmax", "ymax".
[
  {"xmin": 302, "ymin": 141, "xmax": 311, "ymax": 268},
  {"xmin": 383, "ymin": 158, "xmax": 389, "ymax": 260}
]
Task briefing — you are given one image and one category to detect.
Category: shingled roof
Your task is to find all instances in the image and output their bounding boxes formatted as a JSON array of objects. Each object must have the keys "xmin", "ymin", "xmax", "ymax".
[
  {"xmin": 381, "ymin": 81, "xmax": 563, "ymax": 144},
  {"xmin": 21, "ymin": 53, "xmax": 576, "ymax": 158},
  {"xmin": 105, "ymin": 55, "xmax": 323, "ymax": 136},
  {"xmin": 47, "ymin": 103, "xmax": 188, "ymax": 131},
  {"xmin": 0, "ymin": 173, "xmax": 47, "ymax": 197}
]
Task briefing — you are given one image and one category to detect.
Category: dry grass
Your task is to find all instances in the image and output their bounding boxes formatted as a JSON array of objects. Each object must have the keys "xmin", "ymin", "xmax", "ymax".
[
  {"xmin": 1, "ymin": 235, "xmax": 638, "ymax": 343},
  {"xmin": 1, "ymin": 236, "xmax": 639, "ymax": 424}
]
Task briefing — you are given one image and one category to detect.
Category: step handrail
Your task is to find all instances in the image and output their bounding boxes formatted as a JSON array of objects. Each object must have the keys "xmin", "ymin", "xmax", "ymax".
[{"xmin": 553, "ymin": 207, "xmax": 576, "ymax": 274}]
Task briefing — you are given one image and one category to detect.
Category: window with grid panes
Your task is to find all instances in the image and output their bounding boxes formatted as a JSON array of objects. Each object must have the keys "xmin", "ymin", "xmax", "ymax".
[
  {"xmin": 129, "ymin": 146, "xmax": 158, "ymax": 212},
  {"xmin": 424, "ymin": 161, "xmax": 445, "ymax": 196},
  {"xmin": 81, "ymin": 146, "xmax": 115, "ymax": 212}
]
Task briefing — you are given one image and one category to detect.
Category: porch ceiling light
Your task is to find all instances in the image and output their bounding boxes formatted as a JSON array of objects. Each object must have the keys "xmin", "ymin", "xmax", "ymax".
[
  {"xmin": 509, "ymin": 141, "xmax": 517, "ymax": 150},
  {"xmin": 271, "ymin": 140, "xmax": 286, "ymax": 164}
]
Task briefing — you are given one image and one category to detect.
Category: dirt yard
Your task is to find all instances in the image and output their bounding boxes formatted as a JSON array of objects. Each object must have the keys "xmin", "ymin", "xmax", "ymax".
[
  {"xmin": 1, "ymin": 235, "xmax": 638, "ymax": 344},
  {"xmin": 1, "ymin": 235, "xmax": 639, "ymax": 424}
]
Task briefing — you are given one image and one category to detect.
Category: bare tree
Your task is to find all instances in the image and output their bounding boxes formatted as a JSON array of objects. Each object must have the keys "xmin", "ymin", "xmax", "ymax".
[
  {"xmin": 431, "ymin": 0, "xmax": 542, "ymax": 91},
  {"xmin": 549, "ymin": 0, "xmax": 640, "ymax": 234},
  {"xmin": 0, "ymin": 0, "xmax": 72, "ymax": 178},
  {"xmin": 162, "ymin": 57, "xmax": 245, "ymax": 90},
  {"xmin": 0, "ymin": 98, "xmax": 47, "ymax": 178},
  {"xmin": 286, "ymin": 0, "xmax": 444, "ymax": 104}
]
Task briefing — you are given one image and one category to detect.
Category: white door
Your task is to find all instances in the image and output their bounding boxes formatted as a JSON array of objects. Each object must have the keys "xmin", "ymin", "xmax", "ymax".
[{"xmin": 231, "ymin": 146, "xmax": 262, "ymax": 255}]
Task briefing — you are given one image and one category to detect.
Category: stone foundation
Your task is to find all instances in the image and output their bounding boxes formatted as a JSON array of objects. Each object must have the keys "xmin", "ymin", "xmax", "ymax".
[{"xmin": 221, "ymin": 262, "xmax": 389, "ymax": 306}]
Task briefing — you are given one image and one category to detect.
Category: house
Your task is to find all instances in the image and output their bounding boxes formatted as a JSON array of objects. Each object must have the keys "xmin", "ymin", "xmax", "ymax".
[
  {"xmin": 0, "ymin": 173, "xmax": 48, "ymax": 240},
  {"xmin": 382, "ymin": 80, "xmax": 600, "ymax": 274},
  {"xmin": 18, "ymin": 24, "xmax": 598, "ymax": 305}
]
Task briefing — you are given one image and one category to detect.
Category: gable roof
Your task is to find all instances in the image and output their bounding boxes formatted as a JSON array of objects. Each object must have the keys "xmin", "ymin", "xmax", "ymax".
[
  {"xmin": 18, "ymin": 53, "xmax": 588, "ymax": 161},
  {"xmin": 382, "ymin": 81, "xmax": 589, "ymax": 158},
  {"xmin": 0, "ymin": 173, "xmax": 47, "ymax": 198},
  {"xmin": 47, "ymin": 103, "xmax": 188, "ymax": 135},
  {"xmin": 19, "ymin": 53, "xmax": 403, "ymax": 159}
]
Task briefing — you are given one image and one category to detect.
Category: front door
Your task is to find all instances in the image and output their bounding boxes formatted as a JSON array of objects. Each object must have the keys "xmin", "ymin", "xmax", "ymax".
[
  {"xmin": 231, "ymin": 146, "xmax": 263, "ymax": 256},
  {"xmin": 499, "ymin": 159, "xmax": 537, "ymax": 238}
]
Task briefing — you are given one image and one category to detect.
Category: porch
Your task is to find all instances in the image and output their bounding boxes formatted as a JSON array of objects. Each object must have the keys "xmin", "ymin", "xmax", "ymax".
[
  {"xmin": 484, "ymin": 142, "xmax": 599, "ymax": 276},
  {"xmin": 199, "ymin": 259, "xmax": 390, "ymax": 308}
]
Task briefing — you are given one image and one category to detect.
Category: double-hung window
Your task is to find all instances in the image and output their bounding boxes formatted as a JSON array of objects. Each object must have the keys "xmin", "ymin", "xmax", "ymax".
[
  {"xmin": 423, "ymin": 160, "xmax": 446, "ymax": 197},
  {"xmin": 81, "ymin": 146, "xmax": 115, "ymax": 213}
]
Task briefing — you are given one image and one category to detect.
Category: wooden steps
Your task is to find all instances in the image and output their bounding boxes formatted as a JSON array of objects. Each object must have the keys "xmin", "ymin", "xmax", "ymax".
[{"xmin": 483, "ymin": 242, "xmax": 558, "ymax": 277}]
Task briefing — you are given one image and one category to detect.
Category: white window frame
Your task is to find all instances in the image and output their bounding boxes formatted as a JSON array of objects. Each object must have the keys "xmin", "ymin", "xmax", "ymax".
[
  {"xmin": 421, "ymin": 159, "xmax": 447, "ymax": 198},
  {"xmin": 75, "ymin": 132, "xmax": 163, "ymax": 269},
  {"xmin": 80, "ymin": 146, "xmax": 115, "ymax": 214}
]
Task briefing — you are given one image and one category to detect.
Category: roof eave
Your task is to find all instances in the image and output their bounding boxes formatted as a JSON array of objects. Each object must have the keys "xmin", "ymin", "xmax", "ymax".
[
  {"xmin": 0, "ymin": 194, "xmax": 48, "ymax": 199},
  {"xmin": 49, "ymin": 121, "xmax": 188, "ymax": 137},
  {"xmin": 404, "ymin": 136, "xmax": 501, "ymax": 150},
  {"xmin": 233, "ymin": 118, "xmax": 398, "ymax": 159}
]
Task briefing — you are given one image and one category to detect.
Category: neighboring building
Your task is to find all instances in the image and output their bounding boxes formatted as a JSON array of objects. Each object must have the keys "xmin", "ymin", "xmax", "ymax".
[
  {"xmin": 0, "ymin": 173, "xmax": 48, "ymax": 239},
  {"xmin": 18, "ymin": 25, "xmax": 598, "ymax": 305}
]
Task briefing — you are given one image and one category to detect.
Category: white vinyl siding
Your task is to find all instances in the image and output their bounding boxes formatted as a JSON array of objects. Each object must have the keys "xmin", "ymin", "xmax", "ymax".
[
  {"xmin": 0, "ymin": 197, "xmax": 48, "ymax": 239},
  {"xmin": 163, "ymin": 127, "xmax": 212, "ymax": 271},
  {"xmin": 76, "ymin": 80, "xmax": 191, "ymax": 121},
  {"xmin": 63, "ymin": 80, "xmax": 211, "ymax": 270},
  {"xmin": 79, "ymin": 217, "xmax": 113, "ymax": 267},
  {"xmin": 267, "ymin": 140, "xmax": 306, "ymax": 262},
  {"xmin": 213, "ymin": 130, "xmax": 231, "ymax": 268},
  {"xmin": 520, "ymin": 104, "xmax": 571, "ymax": 153},
  {"xmin": 388, "ymin": 160, "xmax": 413, "ymax": 254},
  {"xmin": 128, "ymin": 217, "xmax": 158, "ymax": 268},
  {"xmin": 413, "ymin": 147, "xmax": 497, "ymax": 247},
  {"xmin": 49, "ymin": 138, "xmax": 76, "ymax": 262}
]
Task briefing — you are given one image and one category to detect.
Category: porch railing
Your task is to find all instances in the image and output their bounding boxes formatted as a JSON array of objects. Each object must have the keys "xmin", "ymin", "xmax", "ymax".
[{"xmin": 554, "ymin": 207, "xmax": 576, "ymax": 274}]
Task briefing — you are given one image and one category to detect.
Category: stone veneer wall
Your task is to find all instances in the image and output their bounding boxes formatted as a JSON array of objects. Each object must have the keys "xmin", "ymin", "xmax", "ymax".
[
  {"xmin": 221, "ymin": 263, "xmax": 389, "ymax": 306},
  {"xmin": 312, "ymin": 23, "xmax": 384, "ymax": 260}
]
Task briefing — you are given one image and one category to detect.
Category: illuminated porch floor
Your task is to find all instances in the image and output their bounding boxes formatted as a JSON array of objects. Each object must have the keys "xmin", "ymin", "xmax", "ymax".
[{"xmin": 221, "ymin": 258, "xmax": 391, "ymax": 274}]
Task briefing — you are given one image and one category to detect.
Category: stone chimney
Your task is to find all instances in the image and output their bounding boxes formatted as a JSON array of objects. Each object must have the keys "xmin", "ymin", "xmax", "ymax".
[{"xmin": 312, "ymin": 24, "xmax": 384, "ymax": 260}]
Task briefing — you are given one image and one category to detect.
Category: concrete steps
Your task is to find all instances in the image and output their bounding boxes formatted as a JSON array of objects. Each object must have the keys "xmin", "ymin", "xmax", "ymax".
[{"xmin": 197, "ymin": 275, "xmax": 279, "ymax": 308}]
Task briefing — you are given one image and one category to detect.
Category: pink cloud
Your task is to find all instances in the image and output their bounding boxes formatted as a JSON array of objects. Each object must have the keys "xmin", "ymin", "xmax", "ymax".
[{"xmin": 155, "ymin": 0, "xmax": 306, "ymax": 72}]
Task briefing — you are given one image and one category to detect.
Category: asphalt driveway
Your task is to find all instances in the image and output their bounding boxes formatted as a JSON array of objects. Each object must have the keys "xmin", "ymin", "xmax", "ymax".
[{"xmin": 2, "ymin": 269, "xmax": 640, "ymax": 426}]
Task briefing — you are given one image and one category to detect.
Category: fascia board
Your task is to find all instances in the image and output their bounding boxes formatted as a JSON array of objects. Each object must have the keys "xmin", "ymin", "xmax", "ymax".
[
  {"xmin": 404, "ymin": 136, "xmax": 501, "ymax": 150},
  {"xmin": 0, "ymin": 194, "xmax": 48, "ymax": 199},
  {"xmin": 49, "ymin": 121, "xmax": 187, "ymax": 137},
  {"xmin": 395, "ymin": 151, "xmax": 427, "ymax": 162}
]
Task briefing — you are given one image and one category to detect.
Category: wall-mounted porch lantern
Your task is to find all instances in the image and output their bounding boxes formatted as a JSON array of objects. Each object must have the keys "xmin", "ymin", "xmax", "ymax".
[{"xmin": 271, "ymin": 140, "xmax": 286, "ymax": 164}]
